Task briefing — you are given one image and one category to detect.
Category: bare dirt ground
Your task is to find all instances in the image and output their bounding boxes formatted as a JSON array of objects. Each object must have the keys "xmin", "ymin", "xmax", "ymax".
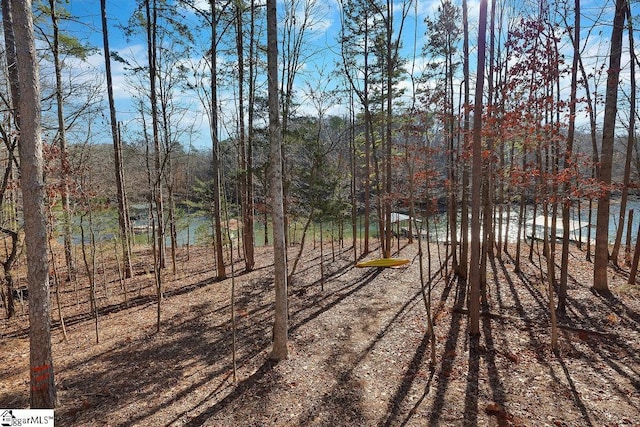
[{"xmin": 1, "ymin": 239, "xmax": 639, "ymax": 426}]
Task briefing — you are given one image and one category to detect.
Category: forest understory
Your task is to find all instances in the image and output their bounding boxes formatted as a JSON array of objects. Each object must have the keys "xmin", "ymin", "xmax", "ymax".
[{"xmin": 1, "ymin": 239, "xmax": 639, "ymax": 426}]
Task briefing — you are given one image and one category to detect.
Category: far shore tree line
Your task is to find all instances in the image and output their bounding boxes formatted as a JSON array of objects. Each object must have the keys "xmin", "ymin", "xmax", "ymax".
[{"xmin": 1, "ymin": 0, "xmax": 638, "ymax": 408}]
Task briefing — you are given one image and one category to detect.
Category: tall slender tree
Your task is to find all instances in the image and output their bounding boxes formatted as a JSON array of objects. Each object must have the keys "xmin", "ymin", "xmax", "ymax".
[
  {"xmin": 469, "ymin": 0, "xmax": 488, "ymax": 337},
  {"xmin": 179, "ymin": 0, "xmax": 230, "ymax": 280},
  {"xmin": 340, "ymin": 0, "xmax": 381, "ymax": 256},
  {"xmin": 101, "ymin": 0, "xmax": 133, "ymax": 279},
  {"xmin": 145, "ymin": 0, "xmax": 166, "ymax": 331},
  {"xmin": 209, "ymin": 0, "xmax": 227, "ymax": 281},
  {"xmin": 459, "ymin": 0, "xmax": 470, "ymax": 280},
  {"xmin": 375, "ymin": 0, "xmax": 413, "ymax": 258},
  {"xmin": 267, "ymin": 0, "xmax": 288, "ymax": 361},
  {"xmin": 558, "ymin": 0, "xmax": 580, "ymax": 316},
  {"xmin": 246, "ymin": 0, "xmax": 259, "ymax": 267},
  {"xmin": 11, "ymin": 0, "xmax": 57, "ymax": 407},
  {"xmin": 235, "ymin": 0, "xmax": 256, "ymax": 272},
  {"xmin": 1, "ymin": 0, "xmax": 21, "ymax": 319},
  {"xmin": 594, "ymin": 0, "xmax": 626, "ymax": 291},
  {"xmin": 424, "ymin": 0, "xmax": 461, "ymax": 270},
  {"xmin": 611, "ymin": 1, "xmax": 636, "ymax": 265},
  {"xmin": 48, "ymin": 0, "xmax": 74, "ymax": 280}
]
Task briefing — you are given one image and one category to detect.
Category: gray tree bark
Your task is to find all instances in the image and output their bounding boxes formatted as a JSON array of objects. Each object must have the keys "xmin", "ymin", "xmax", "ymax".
[
  {"xmin": 209, "ymin": 0, "xmax": 227, "ymax": 281},
  {"xmin": 12, "ymin": 0, "xmax": 57, "ymax": 407},
  {"xmin": 594, "ymin": 0, "xmax": 626, "ymax": 291},
  {"xmin": 267, "ymin": 0, "xmax": 288, "ymax": 361},
  {"xmin": 559, "ymin": 0, "xmax": 580, "ymax": 316},
  {"xmin": 469, "ymin": 0, "xmax": 488, "ymax": 337},
  {"xmin": 101, "ymin": 0, "xmax": 133, "ymax": 279}
]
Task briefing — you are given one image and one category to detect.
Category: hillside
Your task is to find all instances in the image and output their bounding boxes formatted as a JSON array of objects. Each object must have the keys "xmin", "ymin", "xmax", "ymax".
[{"xmin": 1, "ymin": 241, "xmax": 639, "ymax": 426}]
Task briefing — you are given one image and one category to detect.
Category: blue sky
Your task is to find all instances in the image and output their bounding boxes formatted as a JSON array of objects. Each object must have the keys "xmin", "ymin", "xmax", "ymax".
[
  {"xmin": 58, "ymin": 0, "xmax": 477, "ymax": 150},
  {"xmin": 56, "ymin": 0, "xmax": 636, "ymax": 150}
]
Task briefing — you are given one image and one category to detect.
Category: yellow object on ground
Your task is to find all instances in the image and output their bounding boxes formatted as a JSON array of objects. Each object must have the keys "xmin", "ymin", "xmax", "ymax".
[{"xmin": 355, "ymin": 258, "xmax": 410, "ymax": 268}]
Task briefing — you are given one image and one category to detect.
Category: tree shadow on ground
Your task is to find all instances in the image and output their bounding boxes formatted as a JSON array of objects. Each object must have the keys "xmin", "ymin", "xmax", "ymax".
[
  {"xmin": 377, "ymin": 257, "xmax": 449, "ymax": 427},
  {"xmin": 294, "ymin": 338, "xmax": 369, "ymax": 426},
  {"xmin": 181, "ymin": 358, "xmax": 279, "ymax": 426},
  {"xmin": 553, "ymin": 353, "xmax": 595, "ymax": 427},
  {"xmin": 55, "ymin": 298, "xmax": 267, "ymax": 426},
  {"xmin": 428, "ymin": 274, "xmax": 466, "ymax": 426},
  {"xmin": 3, "ymin": 251, "xmax": 272, "ymax": 340},
  {"xmin": 51, "ymin": 246, "xmax": 387, "ymax": 426},
  {"xmin": 560, "ymin": 287, "xmax": 640, "ymax": 402},
  {"xmin": 477, "ymin": 300, "xmax": 508, "ymax": 426},
  {"xmin": 591, "ymin": 287, "xmax": 640, "ymax": 327},
  {"xmin": 496, "ymin": 253, "xmax": 637, "ymax": 424},
  {"xmin": 289, "ymin": 267, "xmax": 383, "ymax": 335},
  {"xmin": 379, "ymin": 330, "xmax": 436, "ymax": 427},
  {"xmin": 295, "ymin": 260, "xmax": 438, "ymax": 427},
  {"xmin": 0, "ymin": 391, "xmax": 27, "ymax": 409}
]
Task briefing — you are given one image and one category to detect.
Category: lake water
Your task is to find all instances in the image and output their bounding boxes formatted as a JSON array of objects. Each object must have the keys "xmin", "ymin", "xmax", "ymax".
[
  {"xmin": 64, "ymin": 197, "xmax": 640, "ymax": 248},
  {"xmin": 360, "ymin": 198, "xmax": 640, "ymax": 245}
]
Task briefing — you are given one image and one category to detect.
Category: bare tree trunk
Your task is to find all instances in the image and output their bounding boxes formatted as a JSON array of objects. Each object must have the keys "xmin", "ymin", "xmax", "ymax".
[
  {"xmin": 625, "ymin": 210, "xmax": 634, "ymax": 263},
  {"xmin": 49, "ymin": 252, "xmax": 68, "ymax": 342},
  {"xmin": 113, "ymin": 239, "xmax": 127, "ymax": 306},
  {"xmin": 146, "ymin": 0, "xmax": 166, "ymax": 274},
  {"xmin": 288, "ymin": 214, "xmax": 313, "ymax": 281},
  {"xmin": 459, "ymin": 0, "xmax": 470, "ymax": 280},
  {"xmin": 542, "ymin": 206, "xmax": 558, "ymax": 350},
  {"xmin": 382, "ymin": 0, "xmax": 394, "ymax": 260},
  {"xmin": 628, "ymin": 221, "xmax": 640, "ymax": 284},
  {"xmin": 558, "ymin": 0, "xmax": 580, "ymax": 316},
  {"xmin": 2, "ymin": 0, "xmax": 19, "ymax": 115},
  {"xmin": 611, "ymin": 2, "xmax": 636, "ymax": 265},
  {"xmin": 267, "ymin": 0, "xmax": 288, "ymax": 361},
  {"xmin": 0, "ymin": 133, "xmax": 19, "ymax": 319},
  {"xmin": 139, "ymin": 98, "xmax": 163, "ymax": 330},
  {"xmin": 221, "ymin": 188, "xmax": 238, "ymax": 382},
  {"xmin": 236, "ymin": 1, "xmax": 255, "ymax": 272},
  {"xmin": 209, "ymin": 0, "xmax": 226, "ymax": 281},
  {"xmin": 349, "ymin": 89, "xmax": 358, "ymax": 263},
  {"xmin": 49, "ymin": 0, "xmax": 75, "ymax": 280},
  {"xmin": 247, "ymin": 0, "xmax": 257, "ymax": 271},
  {"xmin": 101, "ymin": 0, "xmax": 133, "ymax": 279},
  {"xmin": 80, "ymin": 216, "xmax": 99, "ymax": 344},
  {"xmin": 1, "ymin": 0, "xmax": 20, "ymax": 319},
  {"xmin": 469, "ymin": 0, "xmax": 488, "ymax": 338},
  {"xmin": 515, "ymin": 172, "xmax": 526, "ymax": 272},
  {"xmin": 166, "ymin": 167, "xmax": 177, "ymax": 275},
  {"xmin": 480, "ymin": 0, "xmax": 497, "ymax": 292},
  {"xmin": 12, "ymin": 0, "xmax": 57, "ymax": 407},
  {"xmin": 0, "ymin": 226, "xmax": 18, "ymax": 319},
  {"xmin": 594, "ymin": 0, "xmax": 626, "ymax": 291}
]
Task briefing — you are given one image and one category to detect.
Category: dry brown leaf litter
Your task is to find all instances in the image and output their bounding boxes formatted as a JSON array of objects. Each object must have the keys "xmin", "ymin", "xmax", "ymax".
[{"xmin": 0, "ymin": 241, "xmax": 639, "ymax": 426}]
